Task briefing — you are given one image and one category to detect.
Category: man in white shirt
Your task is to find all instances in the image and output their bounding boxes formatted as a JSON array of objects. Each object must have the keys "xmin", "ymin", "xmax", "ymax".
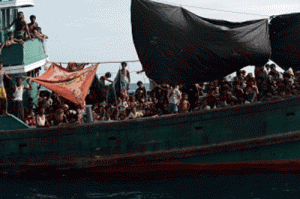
[{"xmin": 168, "ymin": 84, "xmax": 181, "ymax": 113}]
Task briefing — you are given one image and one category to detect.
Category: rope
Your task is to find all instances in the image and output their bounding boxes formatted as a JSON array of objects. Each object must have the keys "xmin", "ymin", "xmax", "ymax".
[
  {"xmin": 153, "ymin": 0, "xmax": 269, "ymax": 17},
  {"xmin": 52, "ymin": 60, "xmax": 140, "ymax": 65}
]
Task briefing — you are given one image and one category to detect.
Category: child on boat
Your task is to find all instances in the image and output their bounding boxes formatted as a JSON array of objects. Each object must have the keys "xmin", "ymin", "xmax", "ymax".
[
  {"xmin": 0, "ymin": 32, "xmax": 24, "ymax": 55},
  {"xmin": 36, "ymin": 106, "xmax": 50, "ymax": 127},
  {"xmin": 179, "ymin": 93, "xmax": 190, "ymax": 113},
  {"xmin": 25, "ymin": 109, "xmax": 36, "ymax": 127},
  {"xmin": 33, "ymin": 27, "xmax": 48, "ymax": 42}
]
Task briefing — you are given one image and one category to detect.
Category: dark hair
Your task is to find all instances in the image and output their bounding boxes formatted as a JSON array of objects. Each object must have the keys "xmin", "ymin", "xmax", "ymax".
[
  {"xmin": 17, "ymin": 11, "xmax": 23, "ymax": 15},
  {"xmin": 105, "ymin": 72, "xmax": 111, "ymax": 78},
  {"xmin": 16, "ymin": 77, "xmax": 22, "ymax": 81},
  {"xmin": 0, "ymin": 60, "xmax": 3, "ymax": 65},
  {"xmin": 121, "ymin": 62, "xmax": 127, "ymax": 67},
  {"xmin": 137, "ymin": 81, "xmax": 142, "ymax": 86},
  {"xmin": 28, "ymin": 97, "xmax": 33, "ymax": 102},
  {"xmin": 7, "ymin": 32, "xmax": 13, "ymax": 36},
  {"xmin": 30, "ymin": 15, "xmax": 36, "ymax": 19}
]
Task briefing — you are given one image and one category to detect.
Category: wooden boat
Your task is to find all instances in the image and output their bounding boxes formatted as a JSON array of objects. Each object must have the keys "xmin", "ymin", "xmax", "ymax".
[{"xmin": 1, "ymin": 0, "xmax": 300, "ymax": 181}]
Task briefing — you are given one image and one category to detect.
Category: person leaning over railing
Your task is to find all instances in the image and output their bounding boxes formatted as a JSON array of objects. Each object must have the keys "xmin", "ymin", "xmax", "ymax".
[{"xmin": 0, "ymin": 32, "xmax": 24, "ymax": 55}]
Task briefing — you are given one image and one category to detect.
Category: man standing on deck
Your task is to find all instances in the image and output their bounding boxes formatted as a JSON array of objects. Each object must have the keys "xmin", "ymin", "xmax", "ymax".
[
  {"xmin": 3, "ymin": 12, "xmax": 32, "ymax": 40},
  {"xmin": 11, "ymin": 77, "xmax": 32, "ymax": 121},
  {"xmin": 168, "ymin": 84, "xmax": 181, "ymax": 114}
]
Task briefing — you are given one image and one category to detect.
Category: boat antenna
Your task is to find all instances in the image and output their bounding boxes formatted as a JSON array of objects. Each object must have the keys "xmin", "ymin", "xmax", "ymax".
[{"xmin": 153, "ymin": 0, "xmax": 269, "ymax": 17}]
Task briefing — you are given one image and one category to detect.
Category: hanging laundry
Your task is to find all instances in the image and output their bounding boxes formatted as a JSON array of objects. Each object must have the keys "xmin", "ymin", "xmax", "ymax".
[{"xmin": 32, "ymin": 63, "xmax": 98, "ymax": 107}]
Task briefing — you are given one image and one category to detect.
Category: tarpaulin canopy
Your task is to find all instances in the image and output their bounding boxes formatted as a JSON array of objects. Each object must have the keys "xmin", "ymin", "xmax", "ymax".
[
  {"xmin": 32, "ymin": 63, "xmax": 98, "ymax": 107},
  {"xmin": 131, "ymin": 0, "xmax": 271, "ymax": 84},
  {"xmin": 269, "ymin": 13, "xmax": 300, "ymax": 71}
]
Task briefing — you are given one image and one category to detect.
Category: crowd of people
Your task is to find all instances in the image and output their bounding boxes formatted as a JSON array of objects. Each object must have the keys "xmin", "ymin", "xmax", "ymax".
[
  {"xmin": 0, "ymin": 12, "xmax": 48, "ymax": 54},
  {"xmin": 1, "ymin": 60, "xmax": 300, "ymax": 128}
]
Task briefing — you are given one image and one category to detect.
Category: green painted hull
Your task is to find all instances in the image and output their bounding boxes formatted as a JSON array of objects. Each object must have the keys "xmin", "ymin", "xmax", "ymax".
[{"xmin": 2, "ymin": 96, "xmax": 300, "ymax": 177}]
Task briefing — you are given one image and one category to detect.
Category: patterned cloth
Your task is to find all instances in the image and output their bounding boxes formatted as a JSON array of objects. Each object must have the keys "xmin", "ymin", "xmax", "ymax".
[
  {"xmin": 0, "ymin": 87, "xmax": 6, "ymax": 98},
  {"xmin": 33, "ymin": 63, "xmax": 98, "ymax": 107}
]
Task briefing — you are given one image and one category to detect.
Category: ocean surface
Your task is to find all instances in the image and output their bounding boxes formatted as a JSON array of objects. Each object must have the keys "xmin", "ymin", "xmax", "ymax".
[{"xmin": 2, "ymin": 174, "xmax": 300, "ymax": 199}]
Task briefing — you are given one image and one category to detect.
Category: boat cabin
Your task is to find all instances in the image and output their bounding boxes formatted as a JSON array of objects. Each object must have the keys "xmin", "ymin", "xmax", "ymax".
[
  {"xmin": 0, "ymin": 0, "xmax": 48, "ymax": 77},
  {"xmin": 0, "ymin": 0, "xmax": 48, "ymax": 108}
]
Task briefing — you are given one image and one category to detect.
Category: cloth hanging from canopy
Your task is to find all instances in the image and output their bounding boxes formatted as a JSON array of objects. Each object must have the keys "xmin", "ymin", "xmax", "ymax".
[
  {"xmin": 269, "ymin": 13, "xmax": 300, "ymax": 71},
  {"xmin": 131, "ymin": 0, "xmax": 271, "ymax": 84},
  {"xmin": 32, "ymin": 63, "xmax": 98, "ymax": 107}
]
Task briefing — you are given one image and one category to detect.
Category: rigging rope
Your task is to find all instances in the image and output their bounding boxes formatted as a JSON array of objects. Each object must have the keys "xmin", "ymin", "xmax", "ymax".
[
  {"xmin": 153, "ymin": 0, "xmax": 269, "ymax": 17},
  {"xmin": 52, "ymin": 60, "xmax": 140, "ymax": 65}
]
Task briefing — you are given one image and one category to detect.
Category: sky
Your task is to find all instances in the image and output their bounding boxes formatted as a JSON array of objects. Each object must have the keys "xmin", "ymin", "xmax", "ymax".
[{"xmin": 21, "ymin": 0, "xmax": 300, "ymax": 82}]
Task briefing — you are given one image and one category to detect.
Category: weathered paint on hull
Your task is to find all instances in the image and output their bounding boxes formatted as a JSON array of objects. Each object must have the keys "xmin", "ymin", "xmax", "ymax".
[{"xmin": 2, "ymin": 96, "xmax": 300, "ymax": 179}]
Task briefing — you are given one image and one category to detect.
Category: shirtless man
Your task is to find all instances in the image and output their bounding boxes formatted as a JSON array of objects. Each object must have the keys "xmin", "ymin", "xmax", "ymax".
[
  {"xmin": 0, "ymin": 60, "xmax": 12, "ymax": 115},
  {"xmin": 0, "ymin": 32, "xmax": 24, "ymax": 55},
  {"xmin": 3, "ymin": 12, "xmax": 32, "ymax": 40},
  {"xmin": 179, "ymin": 93, "xmax": 190, "ymax": 113},
  {"xmin": 28, "ymin": 15, "xmax": 39, "ymax": 33}
]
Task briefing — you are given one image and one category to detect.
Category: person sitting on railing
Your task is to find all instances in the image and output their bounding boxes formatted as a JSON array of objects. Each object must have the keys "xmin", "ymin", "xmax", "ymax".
[
  {"xmin": 0, "ymin": 32, "xmax": 24, "ymax": 55},
  {"xmin": 32, "ymin": 27, "xmax": 48, "ymax": 42},
  {"xmin": 3, "ymin": 11, "xmax": 32, "ymax": 40},
  {"xmin": 28, "ymin": 15, "xmax": 39, "ymax": 34}
]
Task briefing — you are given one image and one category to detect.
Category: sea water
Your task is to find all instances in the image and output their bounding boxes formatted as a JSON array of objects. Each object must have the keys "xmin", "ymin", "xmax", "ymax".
[{"xmin": 2, "ymin": 174, "xmax": 300, "ymax": 199}]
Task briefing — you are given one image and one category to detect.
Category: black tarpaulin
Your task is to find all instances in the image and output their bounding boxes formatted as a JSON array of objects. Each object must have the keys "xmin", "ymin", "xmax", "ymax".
[
  {"xmin": 131, "ymin": 0, "xmax": 271, "ymax": 84},
  {"xmin": 270, "ymin": 13, "xmax": 300, "ymax": 71}
]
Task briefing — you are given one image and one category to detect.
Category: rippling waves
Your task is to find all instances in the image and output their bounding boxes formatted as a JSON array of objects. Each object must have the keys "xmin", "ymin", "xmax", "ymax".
[{"xmin": 2, "ymin": 174, "xmax": 300, "ymax": 199}]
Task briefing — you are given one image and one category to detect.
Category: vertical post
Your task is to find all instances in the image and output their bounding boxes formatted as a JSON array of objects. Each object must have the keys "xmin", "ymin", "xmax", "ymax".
[{"xmin": 85, "ymin": 105, "xmax": 93, "ymax": 123}]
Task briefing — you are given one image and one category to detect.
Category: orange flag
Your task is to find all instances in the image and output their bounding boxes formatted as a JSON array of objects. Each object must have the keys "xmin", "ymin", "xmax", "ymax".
[{"xmin": 33, "ymin": 63, "xmax": 99, "ymax": 107}]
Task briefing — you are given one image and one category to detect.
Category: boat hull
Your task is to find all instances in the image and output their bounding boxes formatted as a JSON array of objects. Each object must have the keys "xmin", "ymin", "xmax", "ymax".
[{"xmin": 2, "ymin": 96, "xmax": 300, "ymax": 180}]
